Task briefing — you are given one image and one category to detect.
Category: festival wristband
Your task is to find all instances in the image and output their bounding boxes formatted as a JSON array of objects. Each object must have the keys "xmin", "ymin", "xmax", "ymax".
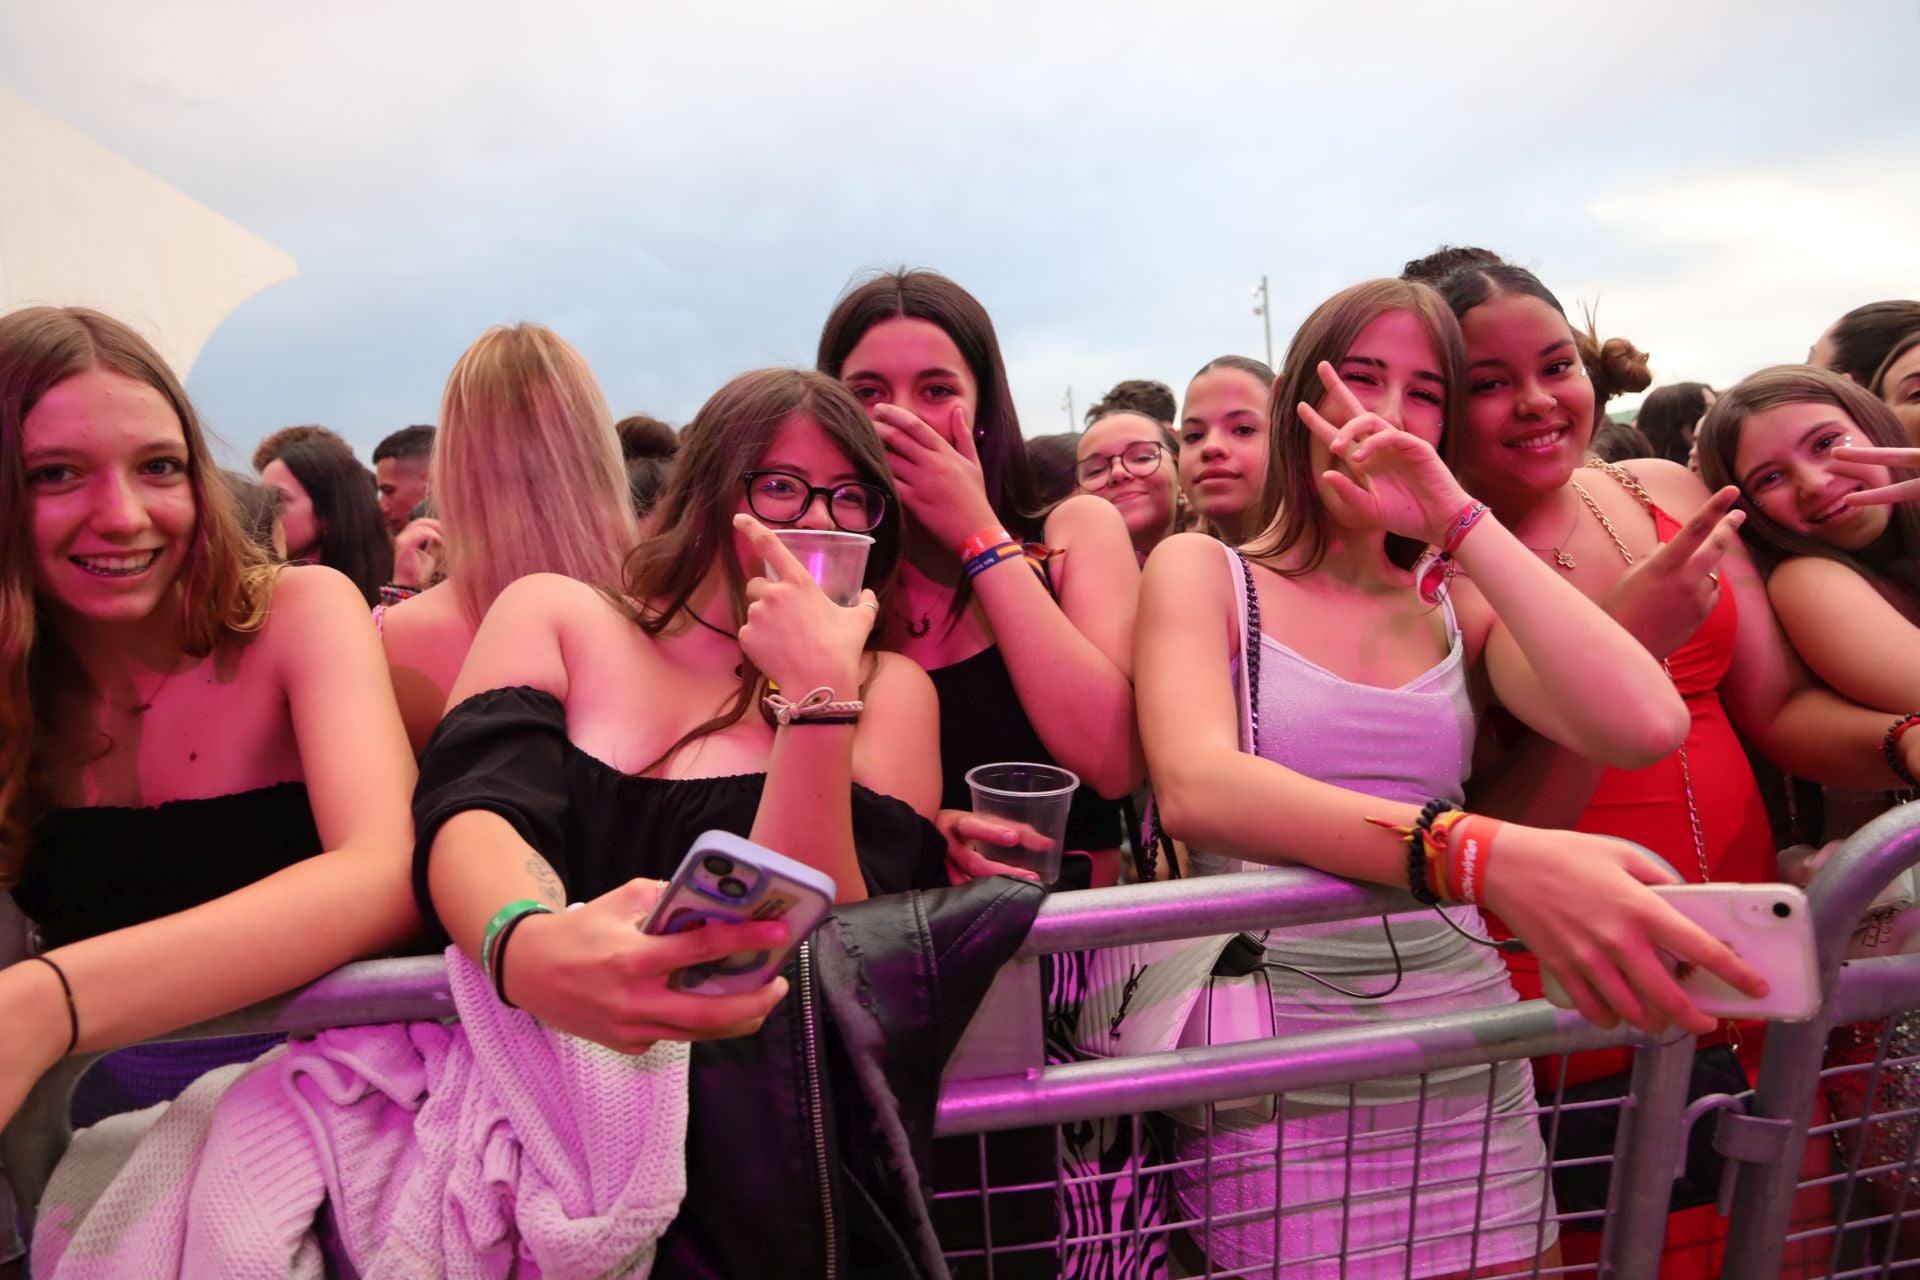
[
  {"xmin": 964, "ymin": 541, "xmax": 1026, "ymax": 580},
  {"xmin": 1436, "ymin": 500, "xmax": 1490, "ymax": 556},
  {"xmin": 958, "ymin": 526, "xmax": 1015, "ymax": 562},
  {"xmin": 1443, "ymin": 814, "xmax": 1504, "ymax": 907},
  {"xmin": 489, "ymin": 906, "xmax": 547, "ymax": 1008},
  {"xmin": 481, "ymin": 899, "xmax": 554, "ymax": 981}
]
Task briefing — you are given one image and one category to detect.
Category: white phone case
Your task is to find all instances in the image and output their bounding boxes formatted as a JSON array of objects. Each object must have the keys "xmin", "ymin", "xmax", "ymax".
[
  {"xmin": 639, "ymin": 830, "xmax": 837, "ymax": 995},
  {"xmin": 1542, "ymin": 883, "xmax": 1821, "ymax": 1023}
]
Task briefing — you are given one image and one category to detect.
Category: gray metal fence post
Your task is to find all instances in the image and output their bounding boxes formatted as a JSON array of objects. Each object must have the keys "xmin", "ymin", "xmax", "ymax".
[
  {"xmin": 1721, "ymin": 800, "xmax": 1920, "ymax": 1278},
  {"xmin": 1599, "ymin": 1033, "xmax": 1696, "ymax": 1279}
]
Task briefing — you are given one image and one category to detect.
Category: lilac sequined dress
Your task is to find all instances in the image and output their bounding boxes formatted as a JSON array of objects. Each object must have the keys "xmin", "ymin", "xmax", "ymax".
[{"xmin": 1177, "ymin": 607, "xmax": 1556, "ymax": 1278}]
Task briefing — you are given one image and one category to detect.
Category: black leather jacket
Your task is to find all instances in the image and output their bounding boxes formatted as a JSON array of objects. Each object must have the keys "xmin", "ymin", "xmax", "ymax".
[{"xmin": 657, "ymin": 875, "xmax": 1044, "ymax": 1280}]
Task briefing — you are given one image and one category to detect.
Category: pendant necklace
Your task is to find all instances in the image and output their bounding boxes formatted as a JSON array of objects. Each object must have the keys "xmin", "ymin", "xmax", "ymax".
[
  {"xmin": 686, "ymin": 609, "xmax": 744, "ymax": 678},
  {"xmin": 98, "ymin": 658, "xmax": 188, "ymax": 717},
  {"xmin": 1521, "ymin": 496, "xmax": 1582, "ymax": 571}
]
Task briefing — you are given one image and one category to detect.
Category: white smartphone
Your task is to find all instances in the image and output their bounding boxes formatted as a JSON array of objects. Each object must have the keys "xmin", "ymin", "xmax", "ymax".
[
  {"xmin": 1541, "ymin": 882, "xmax": 1821, "ymax": 1022},
  {"xmin": 639, "ymin": 830, "xmax": 837, "ymax": 996}
]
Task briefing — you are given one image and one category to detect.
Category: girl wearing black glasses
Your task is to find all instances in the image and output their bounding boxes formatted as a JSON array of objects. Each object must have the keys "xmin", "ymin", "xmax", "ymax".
[
  {"xmin": 1074, "ymin": 410, "xmax": 1183, "ymax": 563},
  {"xmin": 413, "ymin": 367, "xmax": 951, "ymax": 1049},
  {"xmin": 818, "ymin": 269, "xmax": 1145, "ymax": 892}
]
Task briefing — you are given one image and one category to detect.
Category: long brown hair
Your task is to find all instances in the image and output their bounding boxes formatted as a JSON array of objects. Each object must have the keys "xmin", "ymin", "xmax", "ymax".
[
  {"xmin": 0, "ymin": 307, "xmax": 273, "ymax": 882},
  {"xmin": 1243, "ymin": 279, "xmax": 1467, "ymax": 574},
  {"xmin": 619, "ymin": 368, "xmax": 903, "ymax": 773},
  {"xmin": 1696, "ymin": 365, "xmax": 1920, "ymax": 610}
]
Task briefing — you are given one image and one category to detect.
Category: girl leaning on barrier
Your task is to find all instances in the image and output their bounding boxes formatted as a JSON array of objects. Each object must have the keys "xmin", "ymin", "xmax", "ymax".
[
  {"xmin": 1430, "ymin": 258, "xmax": 1920, "ymax": 1275},
  {"xmin": 1696, "ymin": 368, "xmax": 1920, "ymax": 1240},
  {"xmin": 412, "ymin": 367, "xmax": 957, "ymax": 1048},
  {"xmin": 816, "ymin": 268, "xmax": 1145, "ymax": 891},
  {"xmin": 1136, "ymin": 277, "xmax": 1767, "ymax": 1279},
  {"xmin": 0, "ymin": 306, "xmax": 419, "ymax": 1130}
]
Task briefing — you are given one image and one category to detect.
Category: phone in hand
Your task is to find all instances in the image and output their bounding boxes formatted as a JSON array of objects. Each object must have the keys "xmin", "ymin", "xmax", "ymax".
[
  {"xmin": 639, "ymin": 830, "xmax": 836, "ymax": 995},
  {"xmin": 1542, "ymin": 882, "xmax": 1821, "ymax": 1022}
]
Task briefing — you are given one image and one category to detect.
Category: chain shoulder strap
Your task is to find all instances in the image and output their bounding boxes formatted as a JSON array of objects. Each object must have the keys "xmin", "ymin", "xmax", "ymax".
[
  {"xmin": 1584, "ymin": 456, "xmax": 1658, "ymax": 512},
  {"xmin": 1234, "ymin": 550, "xmax": 1262, "ymax": 748},
  {"xmin": 1571, "ymin": 462, "xmax": 1712, "ymax": 882}
]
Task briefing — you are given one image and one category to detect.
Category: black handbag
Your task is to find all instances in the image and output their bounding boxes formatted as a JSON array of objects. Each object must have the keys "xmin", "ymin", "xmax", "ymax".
[{"xmin": 1541, "ymin": 1042, "xmax": 1749, "ymax": 1223}]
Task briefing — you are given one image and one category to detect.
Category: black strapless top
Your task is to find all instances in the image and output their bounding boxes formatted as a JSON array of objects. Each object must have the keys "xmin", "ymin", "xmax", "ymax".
[
  {"xmin": 410, "ymin": 685, "xmax": 950, "ymax": 941},
  {"xmin": 16, "ymin": 782, "xmax": 322, "ymax": 950},
  {"xmin": 926, "ymin": 644, "xmax": 1122, "ymax": 854}
]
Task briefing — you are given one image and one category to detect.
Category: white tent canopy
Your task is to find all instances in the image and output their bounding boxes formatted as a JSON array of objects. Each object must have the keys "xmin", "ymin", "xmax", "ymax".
[{"xmin": 0, "ymin": 88, "xmax": 295, "ymax": 379}]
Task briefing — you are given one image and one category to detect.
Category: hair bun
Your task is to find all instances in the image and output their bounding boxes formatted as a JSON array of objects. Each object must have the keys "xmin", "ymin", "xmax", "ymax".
[
  {"xmin": 615, "ymin": 414, "xmax": 679, "ymax": 460},
  {"xmin": 1595, "ymin": 336, "xmax": 1653, "ymax": 400}
]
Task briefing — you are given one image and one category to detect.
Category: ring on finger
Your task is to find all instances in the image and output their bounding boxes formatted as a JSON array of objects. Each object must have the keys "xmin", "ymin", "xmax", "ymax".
[
  {"xmin": 858, "ymin": 599, "xmax": 880, "ymax": 611},
  {"xmin": 1707, "ymin": 571, "xmax": 1720, "ymax": 587}
]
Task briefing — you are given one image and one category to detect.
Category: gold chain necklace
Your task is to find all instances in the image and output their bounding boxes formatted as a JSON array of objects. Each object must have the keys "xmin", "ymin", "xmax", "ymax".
[{"xmin": 1570, "ymin": 463, "xmax": 1712, "ymax": 883}]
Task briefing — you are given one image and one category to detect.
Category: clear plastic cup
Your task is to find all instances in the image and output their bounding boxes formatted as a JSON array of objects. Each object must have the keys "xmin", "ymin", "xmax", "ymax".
[
  {"xmin": 764, "ymin": 530, "xmax": 873, "ymax": 607},
  {"xmin": 965, "ymin": 761, "xmax": 1079, "ymax": 885}
]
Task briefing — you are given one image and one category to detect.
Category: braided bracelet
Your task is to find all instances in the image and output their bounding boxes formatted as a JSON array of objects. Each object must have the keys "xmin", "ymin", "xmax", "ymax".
[
  {"xmin": 763, "ymin": 685, "xmax": 864, "ymax": 726},
  {"xmin": 1367, "ymin": 798, "xmax": 1459, "ymax": 905},
  {"xmin": 1885, "ymin": 713, "xmax": 1920, "ymax": 788}
]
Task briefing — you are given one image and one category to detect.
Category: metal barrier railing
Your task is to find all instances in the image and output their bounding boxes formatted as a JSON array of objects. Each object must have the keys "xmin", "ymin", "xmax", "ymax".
[{"xmin": 8, "ymin": 803, "xmax": 1920, "ymax": 1278}]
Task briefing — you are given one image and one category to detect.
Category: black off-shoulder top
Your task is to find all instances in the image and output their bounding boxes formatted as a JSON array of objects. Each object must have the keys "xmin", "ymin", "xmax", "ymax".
[
  {"xmin": 16, "ymin": 782, "xmax": 322, "ymax": 950},
  {"xmin": 410, "ymin": 685, "xmax": 949, "ymax": 941}
]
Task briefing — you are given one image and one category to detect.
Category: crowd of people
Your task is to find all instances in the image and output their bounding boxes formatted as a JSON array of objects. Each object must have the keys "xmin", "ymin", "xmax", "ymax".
[{"xmin": 3, "ymin": 256, "xmax": 1920, "ymax": 1278}]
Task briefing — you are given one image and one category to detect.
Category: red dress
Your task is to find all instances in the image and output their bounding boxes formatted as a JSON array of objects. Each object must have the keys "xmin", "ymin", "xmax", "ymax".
[
  {"xmin": 1498, "ymin": 499, "xmax": 1825, "ymax": 1276},
  {"xmin": 1502, "ymin": 502, "xmax": 1777, "ymax": 1051}
]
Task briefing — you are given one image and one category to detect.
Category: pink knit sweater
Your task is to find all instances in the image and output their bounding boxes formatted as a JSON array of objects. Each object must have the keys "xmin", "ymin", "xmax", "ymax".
[{"xmin": 34, "ymin": 947, "xmax": 690, "ymax": 1279}]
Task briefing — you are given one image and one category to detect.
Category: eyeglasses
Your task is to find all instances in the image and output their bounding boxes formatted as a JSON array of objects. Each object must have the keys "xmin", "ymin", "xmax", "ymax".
[
  {"xmin": 1075, "ymin": 441, "xmax": 1169, "ymax": 488},
  {"xmin": 741, "ymin": 470, "xmax": 888, "ymax": 533}
]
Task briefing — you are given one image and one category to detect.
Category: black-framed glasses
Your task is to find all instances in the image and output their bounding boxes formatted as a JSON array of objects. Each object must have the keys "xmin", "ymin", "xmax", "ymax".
[
  {"xmin": 741, "ymin": 470, "xmax": 888, "ymax": 533},
  {"xmin": 1075, "ymin": 441, "xmax": 1169, "ymax": 488}
]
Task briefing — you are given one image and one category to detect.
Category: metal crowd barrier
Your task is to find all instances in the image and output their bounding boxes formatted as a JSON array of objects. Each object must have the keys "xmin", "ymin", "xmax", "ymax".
[{"xmin": 6, "ymin": 801, "xmax": 1920, "ymax": 1278}]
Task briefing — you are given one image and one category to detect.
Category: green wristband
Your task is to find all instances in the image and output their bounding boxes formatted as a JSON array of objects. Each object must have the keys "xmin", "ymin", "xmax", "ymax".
[{"xmin": 481, "ymin": 899, "xmax": 553, "ymax": 980}]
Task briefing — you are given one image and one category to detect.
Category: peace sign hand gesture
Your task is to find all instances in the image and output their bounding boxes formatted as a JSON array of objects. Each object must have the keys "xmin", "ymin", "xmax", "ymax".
[{"xmin": 1296, "ymin": 362, "xmax": 1473, "ymax": 546}]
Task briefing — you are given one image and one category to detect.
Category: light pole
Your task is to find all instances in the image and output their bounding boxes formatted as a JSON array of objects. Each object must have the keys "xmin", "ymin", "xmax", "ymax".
[
  {"xmin": 1062, "ymin": 385, "xmax": 1075, "ymax": 430},
  {"xmin": 1251, "ymin": 275, "xmax": 1274, "ymax": 369}
]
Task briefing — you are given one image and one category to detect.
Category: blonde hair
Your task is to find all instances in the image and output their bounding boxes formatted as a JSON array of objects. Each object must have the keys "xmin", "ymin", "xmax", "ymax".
[
  {"xmin": 434, "ymin": 324, "xmax": 638, "ymax": 623},
  {"xmin": 0, "ymin": 307, "xmax": 274, "ymax": 882}
]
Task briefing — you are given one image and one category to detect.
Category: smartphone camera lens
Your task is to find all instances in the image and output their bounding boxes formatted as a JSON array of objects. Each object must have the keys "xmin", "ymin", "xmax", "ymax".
[
  {"xmin": 702, "ymin": 854, "xmax": 735, "ymax": 877},
  {"xmin": 1772, "ymin": 901, "xmax": 1792, "ymax": 919},
  {"xmin": 718, "ymin": 876, "xmax": 749, "ymax": 900}
]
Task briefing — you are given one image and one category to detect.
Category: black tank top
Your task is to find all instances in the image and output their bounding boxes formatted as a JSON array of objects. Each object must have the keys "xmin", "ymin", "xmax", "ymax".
[
  {"xmin": 926, "ymin": 645, "xmax": 1122, "ymax": 856},
  {"xmin": 17, "ymin": 781, "xmax": 322, "ymax": 949}
]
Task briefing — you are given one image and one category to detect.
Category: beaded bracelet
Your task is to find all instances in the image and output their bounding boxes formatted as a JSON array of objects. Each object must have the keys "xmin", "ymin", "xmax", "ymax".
[
  {"xmin": 1368, "ymin": 798, "xmax": 1460, "ymax": 905},
  {"xmin": 1886, "ymin": 713, "xmax": 1920, "ymax": 788}
]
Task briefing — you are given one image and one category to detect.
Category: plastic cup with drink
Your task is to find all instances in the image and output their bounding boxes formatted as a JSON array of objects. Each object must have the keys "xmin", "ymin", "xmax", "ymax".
[
  {"xmin": 764, "ymin": 530, "xmax": 873, "ymax": 607},
  {"xmin": 965, "ymin": 762, "xmax": 1079, "ymax": 885}
]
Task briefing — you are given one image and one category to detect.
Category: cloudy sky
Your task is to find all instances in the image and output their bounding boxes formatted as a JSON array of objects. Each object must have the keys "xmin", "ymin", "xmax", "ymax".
[{"xmin": 5, "ymin": 1, "xmax": 1918, "ymax": 462}]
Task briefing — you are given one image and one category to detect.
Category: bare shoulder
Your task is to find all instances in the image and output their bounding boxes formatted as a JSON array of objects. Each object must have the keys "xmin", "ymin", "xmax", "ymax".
[
  {"xmin": 1617, "ymin": 457, "xmax": 1711, "ymax": 514},
  {"xmin": 867, "ymin": 649, "xmax": 936, "ymax": 702},
  {"xmin": 379, "ymin": 582, "xmax": 467, "ymax": 651},
  {"xmin": 1767, "ymin": 553, "xmax": 1865, "ymax": 607},
  {"xmin": 258, "ymin": 565, "xmax": 376, "ymax": 650},
  {"xmin": 1043, "ymin": 492, "xmax": 1131, "ymax": 546},
  {"xmin": 1143, "ymin": 531, "xmax": 1235, "ymax": 588},
  {"xmin": 487, "ymin": 572, "xmax": 626, "ymax": 638}
]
